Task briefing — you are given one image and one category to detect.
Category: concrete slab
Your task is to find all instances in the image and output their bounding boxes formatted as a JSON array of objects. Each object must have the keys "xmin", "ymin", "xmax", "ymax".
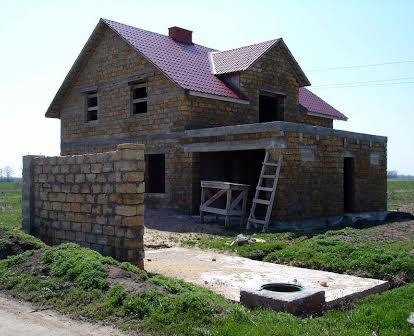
[{"xmin": 145, "ymin": 247, "xmax": 389, "ymax": 308}]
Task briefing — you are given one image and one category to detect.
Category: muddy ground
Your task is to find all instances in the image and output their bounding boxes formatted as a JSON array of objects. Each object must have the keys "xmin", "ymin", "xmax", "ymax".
[{"xmin": 0, "ymin": 292, "xmax": 131, "ymax": 336}]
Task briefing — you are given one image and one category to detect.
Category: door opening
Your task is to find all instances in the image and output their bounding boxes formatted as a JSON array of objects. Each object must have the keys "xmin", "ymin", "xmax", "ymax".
[
  {"xmin": 259, "ymin": 94, "xmax": 284, "ymax": 122},
  {"xmin": 343, "ymin": 157, "xmax": 355, "ymax": 212}
]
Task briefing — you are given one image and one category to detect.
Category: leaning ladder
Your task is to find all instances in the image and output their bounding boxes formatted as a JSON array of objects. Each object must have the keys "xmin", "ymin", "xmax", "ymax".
[{"xmin": 246, "ymin": 151, "xmax": 282, "ymax": 232}]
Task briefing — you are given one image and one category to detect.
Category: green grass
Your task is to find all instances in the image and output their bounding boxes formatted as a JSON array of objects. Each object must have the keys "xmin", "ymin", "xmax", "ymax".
[
  {"xmin": 0, "ymin": 182, "xmax": 42, "ymax": 247},
  {"xmin": 0, "ymin": 244, "xmax": 230, "ymax": 335},
  {"xmin": 387, "ymin": 180, "xmax": 414, "ymax": 210},
  {"xmin": 0, "ymin": 182, "xmax": 414, "ymax": 335},
  {"xmin": 1, "ymin": 243, "xmax": 413, "ymax": 335},
  {"xmin": 0, "ymin": 182, "xmax": 22, "ymax": 231},
  {"xmin": 185, "ymin": 181, "xmax": 414, "ymax": 284},
  {"xmin": 184, "ymin": 228, "xmax": 414, "ymax": 285}
]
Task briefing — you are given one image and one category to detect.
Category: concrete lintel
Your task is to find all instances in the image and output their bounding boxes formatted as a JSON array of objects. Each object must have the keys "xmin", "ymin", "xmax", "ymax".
[
  {"xmin": 342, "ymin": 150, "xmax": 355, "ymax": 158},
  {"xmin": 188, "ymin": 91, "xmax": 250, "ymax": 105},
  {"xmin": 145, "ymin": 147, "xmax": 167, "ymax": 155},
  {"xmin": 183, "ymin": 138, "xmax": 286, "ymax": 153}
]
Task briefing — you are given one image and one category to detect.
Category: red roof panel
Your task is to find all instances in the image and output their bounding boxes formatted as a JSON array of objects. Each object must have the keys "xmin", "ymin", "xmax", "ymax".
[
  {"xmin": 103, "ymin": 19, "xmax": 243, "ymax": 100},
  {"xmin": 299, "ymin": 88, "xmax": 347, "ymax": 120},
  {"xmin": 103, "ymin": 19, "xmax": 346, "ymax": 120},
  {"xmin": 211, "ymin": 39, "xmax": 279, "ymax": 74}
]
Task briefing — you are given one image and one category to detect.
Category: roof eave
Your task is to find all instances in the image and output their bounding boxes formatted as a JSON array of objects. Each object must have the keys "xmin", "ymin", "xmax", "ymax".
[
  {"xmin": 307, "ymin": 110, "xmax": 348, "ymax": 121},
  {"xmin": 188, "ymin": 90, "xmax": 250, "ymax": 105}
]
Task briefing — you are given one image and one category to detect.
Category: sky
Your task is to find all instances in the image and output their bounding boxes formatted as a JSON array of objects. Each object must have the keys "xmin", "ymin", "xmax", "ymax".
[{"xmin": 0, "ymin": 0, "xmax": 413, "ymax": 176}]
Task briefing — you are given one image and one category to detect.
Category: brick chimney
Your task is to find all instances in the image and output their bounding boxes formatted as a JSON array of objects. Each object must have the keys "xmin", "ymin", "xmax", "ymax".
[{"xmin": 168, "ymin": 26, "xmax": 193, "ymax": 44}]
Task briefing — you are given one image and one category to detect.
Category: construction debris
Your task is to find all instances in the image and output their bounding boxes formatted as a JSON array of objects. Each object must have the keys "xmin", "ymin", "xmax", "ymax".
[
  {"xmin": 230, "ymin": 234, "xmax": 266, "ymax": 246},
  {"xmin": 408, "ymin": 312, "xmax": 414, "ymax": 325}
]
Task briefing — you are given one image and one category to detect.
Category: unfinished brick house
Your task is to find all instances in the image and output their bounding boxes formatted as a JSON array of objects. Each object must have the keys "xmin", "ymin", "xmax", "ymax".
[{"xmin": 45, "ymin": 18, "xmax": 387, "ymax": 225}]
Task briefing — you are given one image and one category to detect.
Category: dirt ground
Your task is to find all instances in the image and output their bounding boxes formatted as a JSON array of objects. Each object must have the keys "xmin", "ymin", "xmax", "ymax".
[
  {"xmin": 399, "ymin": 203, "xmax": 414, "ymax": 215},
  {"xmin": 0, "ymin": 292, "xmax": 131, "ymax": 336},
  {"xmin": 353, "ymin": 220, "xmax": 414, "ymax": 242},
  {"xmin": 0, "ymin": 229, "xmax": 39, "ymax": 259},
  {"xmin": 144, "ymin": 209, "xmax": 414, "ymax": 249},
  {"xmin": 144, "ymin": 209, "xmax": 238, "ymax": 249}
]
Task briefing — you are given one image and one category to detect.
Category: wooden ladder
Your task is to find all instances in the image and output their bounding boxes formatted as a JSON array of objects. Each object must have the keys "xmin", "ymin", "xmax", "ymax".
[{"xmin": 246, "ymin": 151, "xmax": 282, "ymax": 232}]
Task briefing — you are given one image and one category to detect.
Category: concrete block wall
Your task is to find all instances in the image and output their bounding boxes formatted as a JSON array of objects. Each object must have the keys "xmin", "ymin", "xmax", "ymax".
[
  {"xmin": 22, "ymin": 143, "xmax": 145, "ymax": 268},
  {"xmin": 178, "ymin": 125, "xmax": 387, "ymax": 220}
]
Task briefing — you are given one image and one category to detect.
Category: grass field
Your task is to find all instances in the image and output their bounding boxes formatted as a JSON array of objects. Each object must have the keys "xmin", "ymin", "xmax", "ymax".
[
  {"xmin": 387, "ymin": 180, "xmax": 414, "ymax": 210},
  {"xmin": 0, "ymin": 182, "xmax": 21, "ymax": 231},
  {"xmin": 0, "ymin": 182, "xmax": 414, "ymax": 335}
]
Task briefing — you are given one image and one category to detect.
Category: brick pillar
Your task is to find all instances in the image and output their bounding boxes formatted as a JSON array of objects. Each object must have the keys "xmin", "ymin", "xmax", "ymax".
[
  {"xmin": 114, "ymin": 143, "xmax": 146, "ymax": 269},
  {"xmin": 21, "ymin": 155, "xmax": 39, "ymax": 234}
]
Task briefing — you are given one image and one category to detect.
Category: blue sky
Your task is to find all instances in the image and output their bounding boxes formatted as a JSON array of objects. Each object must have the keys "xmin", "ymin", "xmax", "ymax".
[{"xmin": 0, "ymin": 0, "xmax": 413, "ymax": 175}]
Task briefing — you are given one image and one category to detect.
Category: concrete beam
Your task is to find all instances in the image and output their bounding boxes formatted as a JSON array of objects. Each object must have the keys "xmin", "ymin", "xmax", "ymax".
[
  {"xmin": 183, "ymin": 138, "xmax": 286, "ymax": 152},
  {"xmin": 62, "ymin": 120, "xmax": 387, "ymax": 150},
  {"xmin": 183, "ymin": 121, "xmax": 387, "ymax": 143}
]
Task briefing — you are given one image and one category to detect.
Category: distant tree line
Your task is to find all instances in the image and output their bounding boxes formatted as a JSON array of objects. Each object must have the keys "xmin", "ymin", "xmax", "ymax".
[
  {"xmin": 387, "ymin": 170, "xmax": 398, "ymax": 178},
  {"xmin": 0, "ymin": 166, "xmax": 14, "ymax": 182},
  {"xmin": 387, "ymin": 170, "xmax": 414, "ymax": 180}
]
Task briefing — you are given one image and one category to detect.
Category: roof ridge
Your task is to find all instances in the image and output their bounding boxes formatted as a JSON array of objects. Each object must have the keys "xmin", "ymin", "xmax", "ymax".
[
  {"xmin": 101, "ymin": 18, "xmax": 216, "ymax": 51},
  {"xmin": 101, "ymin": 18, "xmax": 167, "ymax": 39},
  {"xmin": 212, "ymin": 38, "xmax": 280, "ymax": 55}
]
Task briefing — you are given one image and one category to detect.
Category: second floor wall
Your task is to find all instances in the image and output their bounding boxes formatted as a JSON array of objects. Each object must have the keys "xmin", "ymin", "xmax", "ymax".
[{"xmin": 58, "ymin": 25, "xmax": 332, "ymax": 148}]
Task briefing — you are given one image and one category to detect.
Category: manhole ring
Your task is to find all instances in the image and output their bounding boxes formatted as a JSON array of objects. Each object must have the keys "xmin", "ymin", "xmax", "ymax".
[{"xmin": 260, "ymin": 283, "xmax": 304, "ymax": 293}]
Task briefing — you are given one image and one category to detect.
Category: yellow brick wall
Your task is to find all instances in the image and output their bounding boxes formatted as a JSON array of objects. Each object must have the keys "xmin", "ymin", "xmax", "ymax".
[{"xmin": 24, "ymin": 143, "xmax": 145, "ymax": 267}]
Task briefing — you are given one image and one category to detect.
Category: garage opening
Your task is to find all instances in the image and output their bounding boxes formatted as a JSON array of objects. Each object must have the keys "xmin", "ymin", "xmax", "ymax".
[
  {"xmin": 259, "ymin": 94, "xmax": 284, "ymax": 122},
  {"xmin": 344, "ymin": 157, "xmax": 355, "ymax": 212},
  {"xmin": 145, "ymin": 154, "xmax": 165, "ymax": 193},
  {"xmin": 198, "ymin": 149, "xmax": 265, "ymax": 211}
]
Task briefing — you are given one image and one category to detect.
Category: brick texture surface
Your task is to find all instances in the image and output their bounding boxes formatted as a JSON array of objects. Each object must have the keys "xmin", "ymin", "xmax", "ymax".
[
  {"xmin": 53, "ymin": 25, "xmax": 386, "ymax": 223},
  {"xmin": 22, "ymin": 143, "xmax": 145, "ymax": 268}
]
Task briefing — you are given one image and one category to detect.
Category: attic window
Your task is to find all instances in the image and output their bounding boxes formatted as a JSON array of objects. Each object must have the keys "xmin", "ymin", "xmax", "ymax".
[
  {"xmin": 131, "ymin": 83, "xmax": 148, "ymax": 115},
  {"xmin": 86, "ymin": 92, "xmax": 98, "ymax": 122}
]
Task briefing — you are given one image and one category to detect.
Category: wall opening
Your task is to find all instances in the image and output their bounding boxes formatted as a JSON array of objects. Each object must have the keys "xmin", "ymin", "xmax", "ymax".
[
  {"xmin": 259, "ymin": 94, "xmax": 284, "ymax": 122},
  {"xmin": 131, "ymin": 83, "xmax": 148, "ymax": 115},
  {"xmin": 145, "ymin": 154, "xmax": 165, "ymax": 193},
  {"xmin": 197, "ymin": 149, "xmax": 265, "ymax": 211},
  {"xmin": 344, "ymin": 157, "xmax": 355, "ymax": 212},
  {"xmin": 86, "ymin": 92, "xmax": 98, "ymax": 122}
]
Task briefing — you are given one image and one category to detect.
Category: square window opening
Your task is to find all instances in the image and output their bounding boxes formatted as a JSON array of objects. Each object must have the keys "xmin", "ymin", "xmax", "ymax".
[
  {"xmin": 145, "ymin": 154, "xmax": 165, "ymax": 193},
  {"xmin": 259, "ymin": 94, "xmax": 284, "ymax": 122}
]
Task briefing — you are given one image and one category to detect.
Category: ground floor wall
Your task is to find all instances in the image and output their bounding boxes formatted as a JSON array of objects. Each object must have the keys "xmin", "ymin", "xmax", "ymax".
[
  {"xmin": 22, "ymin": 143, "xmax": 145, "ymax": 267},
  {"xmin": 61, "ymin": 122, "xmax": 387, "ymax": 222}
]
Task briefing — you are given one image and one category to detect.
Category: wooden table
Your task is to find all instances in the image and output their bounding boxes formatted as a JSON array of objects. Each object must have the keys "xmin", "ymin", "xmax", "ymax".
[{"xmin": 200, "ymin": 181, "xmax": 250, "ymax": 227}]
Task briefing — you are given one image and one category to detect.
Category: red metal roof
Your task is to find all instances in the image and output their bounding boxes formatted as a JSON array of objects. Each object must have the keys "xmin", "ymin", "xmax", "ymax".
[
  {"xmin": 102, "ymin": 19, "xmax": 346, "ymax": 120},
  {"xmin": 103, "ymin": 19, "xmax": 243, "ymax": 100},
  {"xmin": 299, "ymin": 88, "xmax": 347, "ymax": 120},
  {"xmin": 211, "ymin": 39, "xmax": 279, "ymax": 74}
]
